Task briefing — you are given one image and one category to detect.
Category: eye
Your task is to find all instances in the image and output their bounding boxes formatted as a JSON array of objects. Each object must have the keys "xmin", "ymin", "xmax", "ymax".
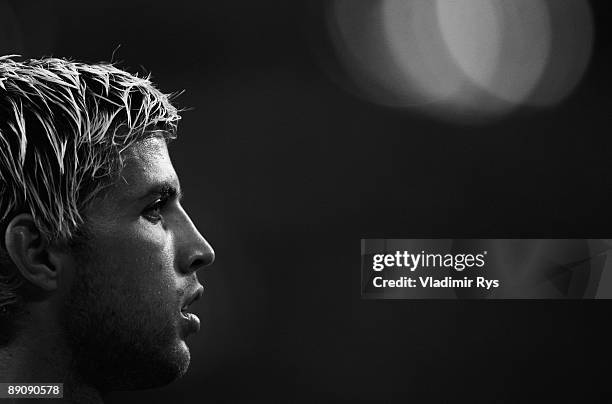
[{"xmin": 142, "ymin": 197, "xmax": 169, "ymax": 223}]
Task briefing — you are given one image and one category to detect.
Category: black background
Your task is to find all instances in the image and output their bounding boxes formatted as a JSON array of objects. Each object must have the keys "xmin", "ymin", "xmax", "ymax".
[{"xmin": 2, "ymin": 1, "xmax": 611, "ymax": 402}]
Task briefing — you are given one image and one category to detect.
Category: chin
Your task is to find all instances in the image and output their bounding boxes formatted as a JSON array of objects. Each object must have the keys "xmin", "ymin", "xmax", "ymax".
[
  {"xmin": 125, "ymin": 334, "xmax": 193, "ymax": 388},
  {"xmin": 64, "ymin": 310, "xmax": 192, "ymax": 391},
  {"xmin": 95, "ymin": 338, "xmax": 192, "ymax": 391},
  {"xmin": 165, "ymin": 339, "xmax": 192, "ymax": 381}
]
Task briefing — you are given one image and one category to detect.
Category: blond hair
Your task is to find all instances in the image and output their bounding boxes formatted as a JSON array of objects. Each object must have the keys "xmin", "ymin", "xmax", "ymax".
[{"xmin": 0, "ymin": 55, "xmax": 181, "ymax": 314}]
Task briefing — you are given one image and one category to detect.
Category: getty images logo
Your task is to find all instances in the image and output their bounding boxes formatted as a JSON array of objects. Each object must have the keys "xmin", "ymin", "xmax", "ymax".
[{"xmin": 372, "ymin": 251, "xmax": 488, "ymax": 272}]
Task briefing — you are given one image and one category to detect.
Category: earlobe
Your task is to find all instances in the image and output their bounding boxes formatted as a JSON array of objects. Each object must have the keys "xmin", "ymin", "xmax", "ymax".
[{"xmin": 4, "ymin": 213, "xmax": 58, "ymax": 291}]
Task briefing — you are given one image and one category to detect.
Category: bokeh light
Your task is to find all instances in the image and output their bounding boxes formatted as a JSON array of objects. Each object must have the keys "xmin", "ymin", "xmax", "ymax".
[{"xmin": 328, "ymin": 0, "xmax": 594, "ymax": 123}]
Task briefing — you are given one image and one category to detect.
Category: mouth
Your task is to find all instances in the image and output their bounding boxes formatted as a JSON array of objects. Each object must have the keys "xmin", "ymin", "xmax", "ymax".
[
  {"xmin": 180, "ymin": 286, "xmax": 204, "ymax": 334},
  {"xmin": 181, "ymin": 286, "xmax": 203, "ymax": 313}
]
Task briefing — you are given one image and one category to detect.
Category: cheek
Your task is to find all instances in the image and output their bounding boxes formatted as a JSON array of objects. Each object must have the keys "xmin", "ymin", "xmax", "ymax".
[{"xmin": 89, "ymin": 222, "xmax": 178, "ymax": 300}]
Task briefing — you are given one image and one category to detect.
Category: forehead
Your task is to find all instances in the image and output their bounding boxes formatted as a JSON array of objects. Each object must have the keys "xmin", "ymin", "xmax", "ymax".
[
  {"xmin": 115, "ymin": 137, "xmax": 178, "ymax": 200},
  {"xmin": 79, "ymin": 136, "xmax": 178, "ymax": 226}
]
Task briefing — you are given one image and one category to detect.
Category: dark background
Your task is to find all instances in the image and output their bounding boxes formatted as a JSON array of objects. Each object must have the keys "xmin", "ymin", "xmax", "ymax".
[{"xmin": 2, "ymin": 1, "xmax": 611, "ymax": 402}]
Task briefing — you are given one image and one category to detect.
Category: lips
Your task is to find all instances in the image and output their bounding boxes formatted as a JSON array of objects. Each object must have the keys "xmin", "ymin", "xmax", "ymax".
[
  {"xmin": 180, "ymin": 285, "xmax": 204, "ymax": 335},
  {"xmin": 181, "ymin": 286, "xmax": 203, "ymax": 313}
]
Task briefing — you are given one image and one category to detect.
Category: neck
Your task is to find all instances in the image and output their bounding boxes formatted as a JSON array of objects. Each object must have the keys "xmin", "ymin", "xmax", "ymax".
[{"xmin": 0, "ymin": 316, "xmax": 104, "ymax": 404}]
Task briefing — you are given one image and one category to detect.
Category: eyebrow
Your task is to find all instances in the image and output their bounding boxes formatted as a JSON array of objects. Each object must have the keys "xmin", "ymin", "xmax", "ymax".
[{"xmin": 137, "ymin": 181, "xmax": 184, "ymax": 203}]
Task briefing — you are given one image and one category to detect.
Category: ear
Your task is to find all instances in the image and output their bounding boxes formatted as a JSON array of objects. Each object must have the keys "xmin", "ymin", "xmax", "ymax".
[{"xmin": 4, "ymin": 213, "xmax": 60, "ymax": 291}]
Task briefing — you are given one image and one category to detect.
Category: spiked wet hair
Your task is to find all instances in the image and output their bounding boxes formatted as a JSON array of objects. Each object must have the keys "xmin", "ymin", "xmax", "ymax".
[{"xmin": 0, "ymin": 55, "xmax": 181, "ymax": 317}]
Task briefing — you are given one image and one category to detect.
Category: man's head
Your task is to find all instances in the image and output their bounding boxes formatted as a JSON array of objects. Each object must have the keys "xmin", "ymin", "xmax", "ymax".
[{"xmin": 0, "ymin": 56, "xmax": 214, "ymax": 390}]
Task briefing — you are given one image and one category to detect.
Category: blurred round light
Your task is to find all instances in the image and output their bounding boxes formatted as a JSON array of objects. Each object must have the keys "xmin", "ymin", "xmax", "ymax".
[
  {"xmin": 526, "ymin": 0, "xmax": 594, "ymax": 106},
  {"xmin": 437, "ymin": 0, "xmax": 551, "ymax": 105},
  {"xmin": 327, "ymin": 0, "xmax": 594, "ymax": 123},
  {"xmin": 435, "ymin": 0, "xmax": 502, "ymax": 98},
  {"xmin": 381, "ymin": 0, "xmax": 466, "ymax": 105}
]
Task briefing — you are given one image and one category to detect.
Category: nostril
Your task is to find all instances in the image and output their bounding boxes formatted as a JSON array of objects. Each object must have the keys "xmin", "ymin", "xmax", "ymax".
[{"xmin": 189, "ymin": 249, "xmax": 214, "ymax": 272}]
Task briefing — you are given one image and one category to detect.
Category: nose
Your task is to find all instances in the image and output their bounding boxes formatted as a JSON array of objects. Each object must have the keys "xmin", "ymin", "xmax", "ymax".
[
  {"xmin": 178, "ymin": 209, "xmax": 215, "ymax": 274},
  {"xmin": 185, "ymin": 236, "xmax": 215, "ymax": 274}
]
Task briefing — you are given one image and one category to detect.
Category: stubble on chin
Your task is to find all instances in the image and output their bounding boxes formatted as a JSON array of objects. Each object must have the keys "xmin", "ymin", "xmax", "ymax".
[{"xmin": 59, "ymin": 251, "xmax": 190, "ymax": 391}]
